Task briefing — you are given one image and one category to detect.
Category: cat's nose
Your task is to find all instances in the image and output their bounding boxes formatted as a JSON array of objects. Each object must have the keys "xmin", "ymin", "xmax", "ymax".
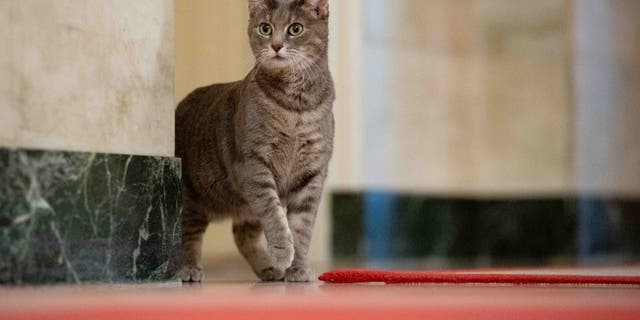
[{"xmin": 271, "ymin": 44, "xmax": 284, "ymax": 53}]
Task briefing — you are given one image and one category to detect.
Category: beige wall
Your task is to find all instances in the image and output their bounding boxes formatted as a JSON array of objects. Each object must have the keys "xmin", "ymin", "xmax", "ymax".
[
  {"xmin": 0, "ymin": 0, "xmax": 175, "ymax": 157},
  {"xmin": 355, "ymin": 0, "xmax": 573, "ymax": 196},
  {"xmin": 329, "ymin": 0, "xmax": 365, "ymax": 191},
  {"xmin": 339, "ymin": 0, "xmax": 639, "ymax": 196},
  {"xmin": 175, "ymin": 0, "xmax": 253, "ymax": 102}
]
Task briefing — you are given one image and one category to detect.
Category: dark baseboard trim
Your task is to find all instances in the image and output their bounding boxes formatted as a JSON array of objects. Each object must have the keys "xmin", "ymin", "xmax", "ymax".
[
  {"xmin": 332, "ymin": 192, "xmax": 640, "ymax": 267},
  {"xmin": 0, "ymin": 148, "xmax": 182, "ymax": 285}
]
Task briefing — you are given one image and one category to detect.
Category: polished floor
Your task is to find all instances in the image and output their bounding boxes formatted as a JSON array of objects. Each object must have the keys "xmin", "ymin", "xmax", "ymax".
[{"xmin": 2, "ymin": 267, "xmax": 640, "ymax": 320}]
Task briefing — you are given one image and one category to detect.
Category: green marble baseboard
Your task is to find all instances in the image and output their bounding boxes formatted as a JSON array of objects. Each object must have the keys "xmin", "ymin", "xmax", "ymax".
[{"xmin": 0, "ymin": 148, "xmax": 182, "ymax": 285}]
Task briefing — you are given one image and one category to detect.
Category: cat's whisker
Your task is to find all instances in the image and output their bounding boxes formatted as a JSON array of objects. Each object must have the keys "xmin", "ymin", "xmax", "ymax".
[
  {"xmin": 285, "ymin": 53, "xmax": 307, "ymax": 86},
  {"xmin": 252, "ymin": 49, "xmax": 270, "ymax": 75},
  {"xmin": 287, "ymin": 52, "xmax": 306, "ymax": 75},
  {"xmin": 291, "ymin": 55, "xmax": 307, "ymax": 85},
  {"xmin": 286, "ymin": 55, "xmax": 298, "ymax": 83},
  {"xmin": 294, "ymin": 50, "xmax": 321, "ymax": 63},
  {"xmin": 294, "ymin": 57, "xmax": 309, "ymax": 86},
  {"xmin": 290, "ymin": 51, "xmax": 321, "ymax": 78},
  {"xmin": 293, "ymin": 53, "xmax": 315, "ymax": 82},
  {"xmin": 299, "ymin": 55, "xmax": 321, "ymax": 74},
  {"xmin": 298, "ymin": 57, "xmax": 313, "ymax": 85}
]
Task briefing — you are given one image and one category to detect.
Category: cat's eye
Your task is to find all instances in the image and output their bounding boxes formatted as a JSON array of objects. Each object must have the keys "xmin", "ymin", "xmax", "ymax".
[
  {"xmin": 288, "ymin": 23, "xmax": 304, "ymax": 37},
  {"xmin": 258, "ymin": 23, "xmax": 273, "ymax": 36}
]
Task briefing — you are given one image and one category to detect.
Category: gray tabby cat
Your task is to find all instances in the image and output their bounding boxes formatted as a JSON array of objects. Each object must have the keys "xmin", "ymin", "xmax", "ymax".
[{"xmin": 175, "ymin": 0, "xmax": 334, "ymax": 283}]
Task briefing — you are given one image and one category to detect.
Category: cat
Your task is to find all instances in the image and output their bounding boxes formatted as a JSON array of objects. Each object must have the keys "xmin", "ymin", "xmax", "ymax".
[{"xmin": 175, "ymin": 0, "xmax": 334, "ymax": 283}]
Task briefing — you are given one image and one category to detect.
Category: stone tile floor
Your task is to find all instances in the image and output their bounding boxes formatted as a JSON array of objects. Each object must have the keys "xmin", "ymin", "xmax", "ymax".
[{"xmin": 1, "ymin": 266, "xmax": 639, "ymax": 320}]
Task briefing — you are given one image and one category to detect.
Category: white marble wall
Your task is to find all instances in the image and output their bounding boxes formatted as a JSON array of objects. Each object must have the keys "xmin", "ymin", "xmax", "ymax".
[
  {"xmin": 360, "ymin": 0, "xmax": 573, "ymax": 195},
  {"xmin": 0, "ymin": 0, "xmax": 175, "ymax": 157}
]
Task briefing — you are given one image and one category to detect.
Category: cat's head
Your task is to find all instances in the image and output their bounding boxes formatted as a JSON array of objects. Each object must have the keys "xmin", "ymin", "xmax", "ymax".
[{"xmin": 247, "ymin": 0, "xmax": 329, "ymax": 74}]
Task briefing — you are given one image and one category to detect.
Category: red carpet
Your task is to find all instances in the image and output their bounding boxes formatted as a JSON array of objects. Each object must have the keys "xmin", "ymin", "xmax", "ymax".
[
  {"xmin": 319, "ymin": 269, "xmax": 640, "ymax": 285},
  {"xmin": 2, "ymin": 279, "xmax": 640, "ymax": 320}
]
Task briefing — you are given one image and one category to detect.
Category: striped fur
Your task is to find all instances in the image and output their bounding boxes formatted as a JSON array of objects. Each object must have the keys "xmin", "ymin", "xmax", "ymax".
[{"xmin": 176, "ymin": 0, "xmax": 333, "ymax": 283}]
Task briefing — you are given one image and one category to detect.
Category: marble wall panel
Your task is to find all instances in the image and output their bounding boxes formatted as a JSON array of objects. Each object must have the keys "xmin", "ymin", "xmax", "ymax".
[
  {"xmin": 0, "ymin": 0, "xmax": 175, "ymax": 157},
  {"xmin": 0, "ymin": 148, "xmax": 181, "ymax": 284}
]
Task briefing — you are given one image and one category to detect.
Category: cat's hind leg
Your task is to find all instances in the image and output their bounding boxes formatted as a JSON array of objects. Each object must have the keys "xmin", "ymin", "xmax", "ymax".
[
  {"xmin": 181, "ymin": 206, "xmax": 209, "ymax": 283},
  {"xmin": 232, "ymin": 218, "xmax": 285, "ymax": 282}
]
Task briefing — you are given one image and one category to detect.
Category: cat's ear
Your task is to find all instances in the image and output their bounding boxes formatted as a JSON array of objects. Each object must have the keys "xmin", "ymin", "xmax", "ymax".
[
  {"xmin": 303, "ymin": 0, "xmax": 330, "ymax": 19},
  {"xmin": 248, "ymin": 0, "xmax": 266, "ymax": 18}
]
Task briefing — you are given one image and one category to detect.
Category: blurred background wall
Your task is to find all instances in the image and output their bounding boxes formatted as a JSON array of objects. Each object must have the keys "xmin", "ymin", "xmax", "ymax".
[
  {"xmin": 176, "ymin": 0, "xmax": 639, "ymax": 272},
  {"xmin": 175, "ymin": 0, "xmax": 252, "ymax": 102},
  {"xmin": 361, "ymin": 0, "xmax": 573, "ymax": 195},
  {"xmin": 575, "ymin": 0, "xmax": 640, "ymax": 196},
  {"xmin": 0, "ymin": 0, "xmax": 175, "ymax": 157}
]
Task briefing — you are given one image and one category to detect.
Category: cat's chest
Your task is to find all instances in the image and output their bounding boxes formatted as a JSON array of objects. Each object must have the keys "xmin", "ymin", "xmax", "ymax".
[
  {"xmin": 271, "ymin": 115, "xmax": 321, "ymax": 156},
  {"xmin": 262, "ymin": 111, "xmax": 328, "ymax": 170}
]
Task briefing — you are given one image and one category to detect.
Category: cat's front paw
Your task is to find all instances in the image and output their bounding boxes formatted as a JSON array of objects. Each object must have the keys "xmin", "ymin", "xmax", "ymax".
[
  {"xmin": 285, "ymin": 265, "xmax": 315, "ymax": 283},
  {"xmin": 181, "ymin": 265, "xmax": 204, "ymax": 283},
  {"xmin": 268, "ymin": 237, "xmax": 294, "ymax": 271},
  {"xmin": 257, "ymin": 267, "xmax": 285, "ymax": 282}
]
